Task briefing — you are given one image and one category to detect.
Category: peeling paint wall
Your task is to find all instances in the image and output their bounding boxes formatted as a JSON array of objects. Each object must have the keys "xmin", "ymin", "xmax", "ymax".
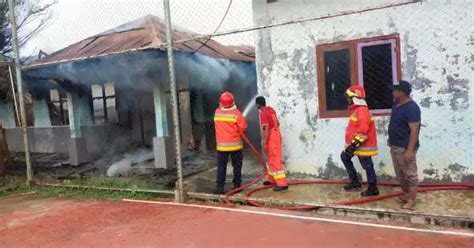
[{"xmin": 253, "ymin": 0, "xmax": 474, "ymax": 182}]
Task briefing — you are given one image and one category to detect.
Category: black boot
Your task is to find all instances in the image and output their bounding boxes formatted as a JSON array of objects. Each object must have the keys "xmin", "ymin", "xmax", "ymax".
[
  {"xmin": 344, "ymin": 181, "xmax": 362, "ymax": 191},
  {"xmin": 273, "ymin": 186, "xmax": 288, "ymax": 192},
  {"xmin": 263, "ymin": 181, "xmax": 273, "ymax": 186},
  {"xmin": 361, "ymin": 186, "xmax": 379, "ymax": 197},
  {"xmin": 213, "ymin": 187, "xmax": 225, "ymax": 195}
]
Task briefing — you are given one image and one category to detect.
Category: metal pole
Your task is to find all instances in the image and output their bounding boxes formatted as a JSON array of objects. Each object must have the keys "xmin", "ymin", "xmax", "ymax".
[
  {"xmin": 8, "ymin": 0, "xmax": 33, "ymax": 184},
  {"xmin": 8, "ymin": 65, "xmax": 21, "ymax": 125},
  {"xmin": 163, "ymin": 0, "xmax": 185, "ymax": 203}
]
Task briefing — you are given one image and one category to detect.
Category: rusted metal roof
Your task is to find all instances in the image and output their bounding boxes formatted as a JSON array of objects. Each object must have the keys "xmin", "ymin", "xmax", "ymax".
[
  {"xmin": 27, "ymin": 15, "xmax": 254, "ymax": 68},
  {"xmin": 228, "ymin": 45, "xmax": 255, "ymax": 58}
]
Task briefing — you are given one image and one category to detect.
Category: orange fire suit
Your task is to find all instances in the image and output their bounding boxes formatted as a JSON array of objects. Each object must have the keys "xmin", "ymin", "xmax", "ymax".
[
  {"xmin": 345, "ymin": 105, "xmax": 378, "ymax": 156},
  {"xmin": 260, "ymin": 107, "xmax": 288, "ymax": 187},
  {"xmin": 214, "ymin": 106, "xmax": 248, "ymax": 152}
]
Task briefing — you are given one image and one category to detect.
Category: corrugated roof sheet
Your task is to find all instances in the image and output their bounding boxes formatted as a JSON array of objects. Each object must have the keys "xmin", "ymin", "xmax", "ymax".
[{"xmin": 28, "ymin": 15, "xmax": 254, "ymax": 68}]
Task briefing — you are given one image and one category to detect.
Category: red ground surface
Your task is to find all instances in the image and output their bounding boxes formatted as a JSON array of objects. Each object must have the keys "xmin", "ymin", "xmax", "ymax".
[{"xmin": 0, "ymin": 195, "xmax": 472, "ymax": 248}]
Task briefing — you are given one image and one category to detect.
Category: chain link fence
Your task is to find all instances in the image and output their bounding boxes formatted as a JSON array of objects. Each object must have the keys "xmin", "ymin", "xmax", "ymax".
[{"xmin": 3, "ymin": 0, "xmax": 473, "ymax": 201}]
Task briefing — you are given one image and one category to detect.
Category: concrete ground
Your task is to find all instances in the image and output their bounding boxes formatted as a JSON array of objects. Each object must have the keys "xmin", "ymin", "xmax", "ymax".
[
  {"xmin": 0, "ymin": 195, "xmax": 472, "ymax": 247},
  {"xmin": 185, "ymin": 153, "xmax": 474, "ymax": 218}
]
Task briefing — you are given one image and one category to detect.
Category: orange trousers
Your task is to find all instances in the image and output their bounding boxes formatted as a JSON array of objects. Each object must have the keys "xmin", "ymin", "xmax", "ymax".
[{"xmin": 265, "ymin": 128, "xmax": 288, "ymax": 187}]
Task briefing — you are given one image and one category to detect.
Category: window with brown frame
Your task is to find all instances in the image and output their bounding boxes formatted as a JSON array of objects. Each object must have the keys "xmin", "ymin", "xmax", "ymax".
[{"xmin": 316, "ymin": 34, "xmax": 401, "ymax": 118}]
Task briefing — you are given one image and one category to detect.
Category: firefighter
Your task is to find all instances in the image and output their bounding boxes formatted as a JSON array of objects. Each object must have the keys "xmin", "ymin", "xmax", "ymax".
[
  {"xmin": 213, "ymin": 92, "xmax": 248, "ymax": 194},
  {"xmin": 341, "ymin": 85, "xmax": 379, "ymax": 196},
  {"xmin": 256, "ymin": 96, "xmax": 288, "ymax": 192}
]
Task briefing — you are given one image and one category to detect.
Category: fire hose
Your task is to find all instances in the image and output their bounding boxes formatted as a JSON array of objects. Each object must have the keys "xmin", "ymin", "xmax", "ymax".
[{"xmin": 223, "ymin": 132, "xmax": 474, "ymax": 210}]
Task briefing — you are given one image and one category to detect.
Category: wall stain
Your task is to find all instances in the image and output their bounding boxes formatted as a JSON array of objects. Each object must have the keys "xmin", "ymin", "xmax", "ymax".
[
  {"xmin": 441, "ymin": 163, "xmax": 468, "ymax": 182},
  {"xmin": 420, "ymin": 97, "xmax": 432, "ymax": 108},
  {"xmin": 256, "ymin": 16, "xmax": 276, "ymax": 94},
  {"xmin": 438, "ymin": 75, "xmax": 470, "ymax": 110},
  {"xmin": 316, "ymin": 154, "xmax": 348, "ymax": 179},
  {"xmin": 404, "ymin": 32, "xmax": 418, "ymax": 80},
  {"xmin": 375, "ymin": 118, "xmax": 390, "ymax": 136},
  {"xmin": 412, "ymin": 78, "xmax": 435, "ymax": 93}
]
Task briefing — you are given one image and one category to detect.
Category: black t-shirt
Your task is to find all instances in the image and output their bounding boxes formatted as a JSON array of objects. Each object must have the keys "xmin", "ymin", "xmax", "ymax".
[{"xmin": 388, "ymin": 101, "xmax": 421, "ymax": 149}]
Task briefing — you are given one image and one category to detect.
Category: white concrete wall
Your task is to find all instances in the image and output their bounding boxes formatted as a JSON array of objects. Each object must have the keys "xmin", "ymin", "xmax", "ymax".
[{"xmin": 253, "ymin": 0, "xmax": 474, "ymax": 181}]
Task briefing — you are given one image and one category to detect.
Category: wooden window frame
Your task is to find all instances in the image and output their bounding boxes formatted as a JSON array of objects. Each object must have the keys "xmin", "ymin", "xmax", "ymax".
[
  {"xmin": 316, "ymin": 34, "xmax": 401, "ymax": 119},
  {"xmin": 92, "ymin": 83, "xmax": 117, "ymax": 124},
  {"xmin": 49, "ymin": 88, "xmax": 69, "ymax": 125}
]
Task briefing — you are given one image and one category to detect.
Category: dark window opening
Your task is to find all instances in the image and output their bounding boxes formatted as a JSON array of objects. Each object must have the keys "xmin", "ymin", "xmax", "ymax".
[
  {"xmin": 92, "ymin": 83, "xmax": 118, "ymax": 124},
  {"xmin": 324, "ymin": 49, "xmax": 351, "ymax": 111},
  {"xmin": 49, "ymin": 89, "xmax": 69, "ymax": 126},
  {"xmin": 361, "ymin": 44, "xmax": 394, "ymax": 110}
]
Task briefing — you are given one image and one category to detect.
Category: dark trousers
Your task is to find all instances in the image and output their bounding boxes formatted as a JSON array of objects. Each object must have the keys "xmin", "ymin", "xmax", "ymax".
[
  {"xmin": 341, "ymin": 152, "xmax": 377, "ymax": 188},
  {"xmin": 216, "ymin": 151, "xmax": 243, "ymax": 189}
]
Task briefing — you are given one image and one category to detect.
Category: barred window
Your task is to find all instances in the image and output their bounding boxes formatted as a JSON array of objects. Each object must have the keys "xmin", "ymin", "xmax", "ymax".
[{"xmin": 316, "ymin": 34, "xmax": 401, "ymax": 118}]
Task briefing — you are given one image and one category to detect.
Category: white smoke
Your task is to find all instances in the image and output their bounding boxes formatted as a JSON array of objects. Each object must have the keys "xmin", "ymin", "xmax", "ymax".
[{"xmin": 106, "ymin": 149, "xmax": 154, "ymax": 177}]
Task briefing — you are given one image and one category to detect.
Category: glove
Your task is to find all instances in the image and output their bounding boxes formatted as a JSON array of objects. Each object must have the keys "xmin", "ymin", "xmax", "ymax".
[{"xmin": 344, "ymin": 135, "xmax": 366, "ymax": 156}]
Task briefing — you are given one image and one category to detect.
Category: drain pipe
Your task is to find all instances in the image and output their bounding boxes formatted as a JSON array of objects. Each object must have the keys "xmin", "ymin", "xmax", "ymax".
[
  {"xmin": 8, "ymin": 0, "xmax": 33, "ymax": 185},
  {"xmin": 163, "ymin": 0, "xmax": 186, "ymax": 203}
]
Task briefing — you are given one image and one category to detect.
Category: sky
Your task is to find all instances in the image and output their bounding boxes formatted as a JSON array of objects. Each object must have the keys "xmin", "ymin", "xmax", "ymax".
[{"xmin": 22, "ymin": 0, "xmax": 254, "ymax": 56}]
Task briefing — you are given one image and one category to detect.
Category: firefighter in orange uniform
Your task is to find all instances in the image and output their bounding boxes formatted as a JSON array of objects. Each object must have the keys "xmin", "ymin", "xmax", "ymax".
[
  {"xmin": 342, "ymin": 86, "xmax": 379, "ymax": 196},
  {"xmin": 256, "ymin": 96, "xmax": 288, "ymax": 192},
  {"xmin": 213, "ymin": 92, "xmax": 248, "ymax": 194}
]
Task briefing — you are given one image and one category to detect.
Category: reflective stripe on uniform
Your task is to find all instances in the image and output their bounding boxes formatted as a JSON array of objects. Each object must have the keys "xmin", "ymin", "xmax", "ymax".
[
  {"xmin": 216, "ymin": 142, "xmax": 243, "ymax": 152},
  {"xmin": 354, "ymin": 149, "xmax": 378, "ymax": 156},
  {"xmin": 269, "ymin": 170, "xmax": 286, "ymax": 179},
  {"xmin": 274, "ymin": 173, "xmax": 286, "ymax": 179},
  {"xmin": 214, "ymin": 116, "xmax": 237, "ymax": 123},
  {"xmin": 350, "ymin": 114, "xmax": 375, "ymax": 122},
  {"xmin": 357, "ymin": 146, "xmax": 378, "ymax": 151},
  {"xmin": 355, "ymin": 134, "xmax": 367, "ymax": 141}
]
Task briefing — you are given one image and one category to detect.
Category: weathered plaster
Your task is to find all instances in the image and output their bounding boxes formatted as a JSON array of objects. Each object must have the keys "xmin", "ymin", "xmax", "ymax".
[{"xmin": 253, "ymin": 0, "xmax": 474, "ymax": 181}]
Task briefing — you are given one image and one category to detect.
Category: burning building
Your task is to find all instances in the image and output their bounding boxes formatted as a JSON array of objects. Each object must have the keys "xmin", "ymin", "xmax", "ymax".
[{"xmin": 2, "ymin": 15, "xmax": 259, "ymax": 169}]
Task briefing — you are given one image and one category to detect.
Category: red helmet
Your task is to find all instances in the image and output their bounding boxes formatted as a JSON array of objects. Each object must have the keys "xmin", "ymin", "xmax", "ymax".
[
  {"xmin": 219, "ymin": 92, "xmax": 235, "ymax": 108},
  {"xmin": 346, "ymin": 85, "xmax": 366, "ymax": 99}
]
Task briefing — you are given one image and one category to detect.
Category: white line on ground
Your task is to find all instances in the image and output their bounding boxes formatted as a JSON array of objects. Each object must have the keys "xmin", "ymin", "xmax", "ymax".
[{"xmin": 122, "ymin": 199, "xmax": 474, "ymax": 238}]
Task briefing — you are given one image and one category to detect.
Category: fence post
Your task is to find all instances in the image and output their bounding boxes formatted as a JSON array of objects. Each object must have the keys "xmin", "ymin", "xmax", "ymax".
[
  {"xmin": 163, "ymin": 0, "xmax": 186, "ymax": 203},
  {"xmin": 8, "ymin": 0, "xmax": 33, "ymax": 185}
]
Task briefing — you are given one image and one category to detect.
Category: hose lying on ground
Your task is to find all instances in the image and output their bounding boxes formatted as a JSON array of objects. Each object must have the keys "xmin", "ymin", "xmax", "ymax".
[{"xmin": 224, "ymin": 133, "xmax": 474, "ymax": 210}]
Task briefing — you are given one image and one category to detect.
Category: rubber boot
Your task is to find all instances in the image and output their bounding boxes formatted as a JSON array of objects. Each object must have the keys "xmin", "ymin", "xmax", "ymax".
[
  {"xmin": 361, "ymin": 185, "xmax": 379, "ymax": 197},
  {"xmin": 232, "ymin": 183, "xmax": 243, "ymax": 193},
  {"xmin": 344, "ymin": 181, "xmax": 362, "ymax": 191},
  {"xmin": 402, "ymin": 186, "xmax": 417, "ymax": 210},
  {"xmin": 263, "ymin": 181, "xmax": 273, "ymax": 186},
  {"xmin": 213, "ymin": 187, "xmax": 225, "ymax": 195},
  {"xmin": 273, "ymin": 186, "xmax": 288, "ymax": 192}
]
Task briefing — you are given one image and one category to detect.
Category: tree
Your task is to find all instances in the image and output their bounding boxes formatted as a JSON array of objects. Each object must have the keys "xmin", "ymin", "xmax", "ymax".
[{"xmin": 0, "ymin": 0, "xmax": 55, "ymax": 102}]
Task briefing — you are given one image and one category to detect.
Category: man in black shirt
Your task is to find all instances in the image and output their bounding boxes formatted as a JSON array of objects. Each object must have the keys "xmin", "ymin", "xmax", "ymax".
[{"xmin": 388, "ymin": 80, "xmax": 421, "ymax": 210}]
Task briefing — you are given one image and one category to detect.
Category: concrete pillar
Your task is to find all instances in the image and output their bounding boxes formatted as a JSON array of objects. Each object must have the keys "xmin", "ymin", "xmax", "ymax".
[
  {"xmin": 32, "ymin": 98, "xmax": 52, "ymax": 128},
  {"xmin": 153, "ymin": 86, "xmax": 175, "ymax": 169},
  {"xmin": 67, "ymin": 91, "xmax": 91, "ymax": 165},
  {"xmin": 0, "ymin": 102, "xmax": 16, "ymax": 129}
]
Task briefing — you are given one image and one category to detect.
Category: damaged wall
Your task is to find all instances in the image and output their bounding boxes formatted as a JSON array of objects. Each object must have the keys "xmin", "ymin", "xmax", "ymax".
[
  {"xmin": 6, "ymin": 124, "xmax": 134, "ymax": 159},
  {"xmin": 253, "ymin": 0, "xmax": 473, "ymax": 182},
  {"xmin": 20, "ymin": 49, "xmax": 259, "ymax": 155}
]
